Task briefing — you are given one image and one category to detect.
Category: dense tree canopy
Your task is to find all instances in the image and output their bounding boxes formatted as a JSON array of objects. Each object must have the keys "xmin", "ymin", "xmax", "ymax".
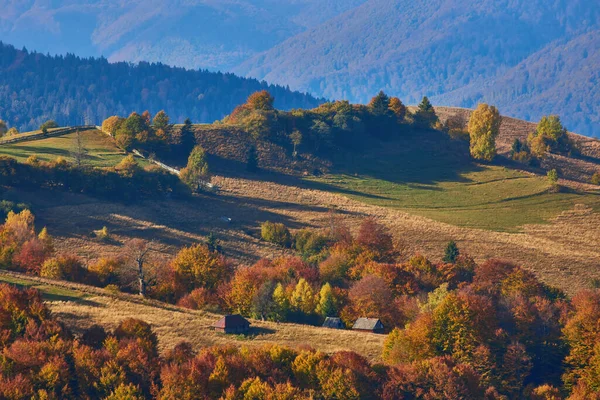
[{"xmin": 0, "ymin": 43, "xmax": 322, "ymax": 132}]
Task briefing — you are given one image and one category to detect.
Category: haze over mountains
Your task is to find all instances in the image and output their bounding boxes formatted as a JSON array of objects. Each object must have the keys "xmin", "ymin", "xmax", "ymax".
[{"xmin": 1, "ymin": 0, "xmax": 598, "ymax": 136}]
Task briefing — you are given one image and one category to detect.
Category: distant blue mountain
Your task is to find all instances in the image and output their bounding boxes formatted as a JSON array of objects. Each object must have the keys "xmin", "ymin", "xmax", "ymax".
[
  {"xmin": 0, "ymin": 0, "xmax": 364, "ymax": 72},
  {"xmin": 1, "ymin": 0, "xmax": 598, "ymax": 136},
  {"xmin": 235, "ymin": 0, "xmax": 600, "ymax": 137}
]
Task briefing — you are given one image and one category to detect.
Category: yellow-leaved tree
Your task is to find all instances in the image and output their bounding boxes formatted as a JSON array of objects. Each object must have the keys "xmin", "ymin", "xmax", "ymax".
[{"xmin": 468, "ymin": 104, "xmax": 501, "ymax": 161}]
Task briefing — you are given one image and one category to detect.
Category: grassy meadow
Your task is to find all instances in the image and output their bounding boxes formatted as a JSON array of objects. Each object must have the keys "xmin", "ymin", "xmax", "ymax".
[
  {"xmin": 309, "ymin": 166, "xmax": 600, "ymax": 231},
  {"xmin": 0, "ymin": 129, "xmax": 131, "ymax": 167}
]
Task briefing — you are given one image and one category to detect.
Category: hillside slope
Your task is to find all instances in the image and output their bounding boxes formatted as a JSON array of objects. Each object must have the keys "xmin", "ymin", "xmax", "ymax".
[
  {"xmin": 0, "ymin": 43, "xmax": 322, "ymax": 131},
  {"xmin": 2, "ymin": 122, "xmax": 598, "ymax": 295},
  {"xmin": 0, "ymin": 0, "xmax": 365, "ymax": 71},
  {"xmin": 236, "ymin": 0, "xmax": 600, "ymax": 137},
  {"xmin": 0, "ymin": 271, "xmax": 384, "ymax": 361}
]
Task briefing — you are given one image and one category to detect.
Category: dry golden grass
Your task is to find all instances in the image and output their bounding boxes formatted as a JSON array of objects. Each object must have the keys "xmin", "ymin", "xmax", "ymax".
[
  {"xmin": 0, "ymin": 270, "xmax": 384, "ymax": 361},
  {"xmin": 7, "ymin": 162, "xmax": 599, "ymax": 296}
]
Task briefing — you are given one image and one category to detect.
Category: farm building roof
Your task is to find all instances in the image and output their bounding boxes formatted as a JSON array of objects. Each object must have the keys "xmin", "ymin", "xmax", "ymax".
[
  {"xmin": 213, "ymin": 314, "xmax": 250, "ymax": 329},
  {"xmin": 352, "ymin": 317, "xmax": 384, "ymax": 331},
  {"xmin": 322, "ymin": 317, "xmax": 345, "ymax": 329}
]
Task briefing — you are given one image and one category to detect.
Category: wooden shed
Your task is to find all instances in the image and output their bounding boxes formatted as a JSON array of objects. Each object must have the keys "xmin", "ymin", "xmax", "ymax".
[
  {"xmin": 213, "ymin": 314, "xmax": 250, "ymax": 334},
  {"xmin": 352, "ymin": 317, "xmax": 384, "ymax": 334},
  {"xmin": 322, "ymin": 317, "xmax": 345, "ymax": 329}
]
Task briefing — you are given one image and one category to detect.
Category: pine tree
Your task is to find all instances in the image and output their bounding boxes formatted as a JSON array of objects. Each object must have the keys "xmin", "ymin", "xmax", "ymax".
[
  {"xmin": 180, "ymin": 118, "xmax": 196, "ymax": 157},
  {"xmin": 247, "ymin": 145, "xmax": 258, "ymax": 172},
  {"xmin": 414, "ymin": 96, "xmax": 438, "ymax": 128},
  {"xmin": 316, "ymin": 283, "xmax": 336, "ymax": 318},
  {"xmin": 368, "ymin": 91, "xmax": 390, "ymax": 116},
  {"xmin": 443, "ymin": 241, "xmax": 460, "ymax": 263}
]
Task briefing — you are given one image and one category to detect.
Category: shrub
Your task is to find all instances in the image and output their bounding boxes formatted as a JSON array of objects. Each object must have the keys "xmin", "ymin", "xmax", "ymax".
[
  {"xmin": 94, "ymin": 226, "xmax": 110, "ymax": 241},
  {"xmin": 104, "ymin": 284, "xmax": 121, "ymax": 294},
  {"xmin": 40, "ymin": 120, "xmax": 58, "ymax": 132},
  {"xmin": 39, "ymin": 255, "xmax": 85, "ymax": 282},
  {"xmin": 294, "ymin": 229, "xmax": 329, "ymax": 261},
  {"xmin": 591, "ymin": 172, "xmax": 600, "ymax": 186},
  {"xmin": 261, "ymin": 221, "xmax": 292, "ymax": 248},
  {"xmin": 88, "ymin": 257, "xmax": 123, "ymax": 286}
]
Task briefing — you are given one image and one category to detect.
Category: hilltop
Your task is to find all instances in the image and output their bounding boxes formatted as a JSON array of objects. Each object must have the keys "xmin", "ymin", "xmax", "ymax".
[
  {"xmin": 0, "ymin": 42, "xmax": 322, "ymax": 132},
  {"xmin": 1, "ymin": 105, "xmax": 599, "ymax": 294},
  {"xmin": 236, "ymin": 0, "xmax": 600, "ymax": 137}
]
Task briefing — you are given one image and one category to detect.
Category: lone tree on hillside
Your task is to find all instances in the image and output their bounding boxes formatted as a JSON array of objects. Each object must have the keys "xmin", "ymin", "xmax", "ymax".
[
  {"xmin": 180, "ymin": 145, "xmax": 210, "ymax": 192},
  {"xmin": 40, "ymin": 120, "xmax": 58, "ymax": 136},
  {"xmin": 0, "ymin": 120, "xmax": 7, "ymax": 136},
  {"xmin": 443, "ymin": 241, "xmax": 460, "ymax": 263},
  {"xmin": 70, "ymin": 130, "xmax": 88, "ymax": 168},
  {"xmin": 246, "ymin": 90, "xmax": 275, "ymax": 111},
  {"xmin": 547, "ymin": 169, "xmax": 560, "ymax": 192},
  {"xmin": 468, "ymin": 103, "xmax": 502, "ymax": 161},
  {"xmin": 290, "ymin": 130, "xmax": 302, "ymax": 157},
  {"xmin": 414, "ymin": 96, "xmax": 438, "ymax": 128},
  {"xmin": 180, "ymin": 118, "xmax": 196, "ymax": 157},
  {"xmin": 126, "ymin": 239, "xmax": 153, "ymax": 297},
  {"xmin": 247, "ymin": 145, "xmax": 258, "ymax": 172}
]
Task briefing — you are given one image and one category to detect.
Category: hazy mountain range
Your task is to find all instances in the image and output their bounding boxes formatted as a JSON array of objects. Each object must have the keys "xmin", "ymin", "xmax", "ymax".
[{"xmin": 1, "ymin": 0, "xmax": 598, "ymax": 136}]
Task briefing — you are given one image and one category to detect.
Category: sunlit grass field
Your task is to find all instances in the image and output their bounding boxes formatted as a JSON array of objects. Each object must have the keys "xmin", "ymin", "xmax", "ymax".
[
  {"xmin": 310, "ymin": 166, "xmax": 600, "ymax": 231},
  {"xmin": 0, "ymin": 129, "xmax": 130, "ymax": 167}
]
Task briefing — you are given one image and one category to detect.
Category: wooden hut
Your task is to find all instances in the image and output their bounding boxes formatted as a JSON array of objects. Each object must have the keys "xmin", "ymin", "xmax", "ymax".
[
  {"xmin": 322, "ymin": 317, "xmax": 345, "ymax": 329},
  {"xmin": 352, "ymin": 317, "xmax": 384, "ymax": 333},
  {"xmin": 213, "ymin": 314, "xmax": 250, "ymax": 334}
]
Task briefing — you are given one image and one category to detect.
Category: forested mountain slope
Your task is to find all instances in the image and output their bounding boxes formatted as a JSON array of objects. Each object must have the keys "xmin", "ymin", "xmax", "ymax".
[
  {"xmin": 0, "ymin": 43, "xmax": 322, "ymax": 131},
  {"xmin": 0, "ymin": 0, "xmax": 365, "ymax": 71},
  {"xmin": 236, "ymin": 0, "xmax": 600, "ymax": 137}
]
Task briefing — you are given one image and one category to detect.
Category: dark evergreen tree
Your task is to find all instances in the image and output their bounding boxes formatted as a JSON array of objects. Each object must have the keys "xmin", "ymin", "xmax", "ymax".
[
  {"xmin": 368, "ymin": 91, "xmax": 391, "ymax": 116},
  {"xmin": 247, "ymin": 145, "xmax": 259, "ymax": 172},
  {"xmin": 180, "ymin": 118, "xmax": 196, "ymax": 158},
  {"xmin": 414, "ymin": 96, "xmax": 439, "ymax": 128},
  {"xmin": 443, "ymin": 240, "xmax": 460, "ymax": 263}
]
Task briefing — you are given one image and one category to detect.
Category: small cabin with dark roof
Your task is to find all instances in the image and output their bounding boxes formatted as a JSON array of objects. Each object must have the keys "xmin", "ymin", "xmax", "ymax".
[
  {"xmin": 213, "ymin": 314, "xmax": 250, "ymax": 334},
  {"xmin": 322, "ymin": 317, "xmax": 345, "ymax": 329},
  {"xmin": 352, "ymin": 317, "xmax": 384, "ymax": 334}
]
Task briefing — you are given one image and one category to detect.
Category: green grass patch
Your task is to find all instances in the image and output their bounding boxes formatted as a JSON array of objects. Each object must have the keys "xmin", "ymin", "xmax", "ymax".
[
  {"xmin": 309, "ymin": 166, "xmax": 600, "ymax": 231},
  {"xmin": 0, "ymin": 273, "xmax": 87, "ymax": 302},
  {"xmin": 0, "ymin": 129, "xmax": 134, "ymax": 167}
]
